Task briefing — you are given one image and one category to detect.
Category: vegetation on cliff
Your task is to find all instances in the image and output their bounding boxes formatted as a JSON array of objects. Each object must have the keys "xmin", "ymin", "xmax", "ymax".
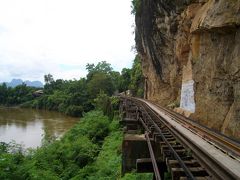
[
  {"xmin": 131, "ymin": 0, "xmax": 141, "ymax": 15},
  {"xmin": 119, "ymin": 55, "xmax": 144, "ymax": 97}
]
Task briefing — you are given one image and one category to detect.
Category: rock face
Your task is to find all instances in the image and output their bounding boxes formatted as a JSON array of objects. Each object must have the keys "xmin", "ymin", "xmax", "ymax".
[{"xmin": 135, "ymin": 0, "xmax": 240, "ymax": 139}]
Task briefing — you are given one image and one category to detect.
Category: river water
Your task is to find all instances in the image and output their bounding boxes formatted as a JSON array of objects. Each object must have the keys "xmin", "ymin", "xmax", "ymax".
[{"xmin": 0, "ymin": 107, "xmax": 79, "ymax": 148}]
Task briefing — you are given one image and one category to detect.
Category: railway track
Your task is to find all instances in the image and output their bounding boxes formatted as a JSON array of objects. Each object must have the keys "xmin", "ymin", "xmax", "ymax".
[{"xmin": 120, "ymin": 96, "xmax": 240, "ymax": 180}]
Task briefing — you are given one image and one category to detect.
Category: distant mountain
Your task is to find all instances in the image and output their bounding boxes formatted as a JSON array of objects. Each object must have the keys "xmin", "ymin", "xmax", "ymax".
[
  {"xmin": 24, "ymin": 80, "xmax": 44, "ymax": 88},
  {"xmin": 3, "ymin": 79, "xmax": 43, "ymax": 88},
  {"xmin": 7, "ymin": 79, "xmax": 23, "ymax": 87}
]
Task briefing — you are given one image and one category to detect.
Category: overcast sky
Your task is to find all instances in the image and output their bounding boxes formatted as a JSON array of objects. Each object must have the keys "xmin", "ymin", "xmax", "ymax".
[{"xmin": 0, "ymin": 0, "xmax": 135, "ymax": 83}]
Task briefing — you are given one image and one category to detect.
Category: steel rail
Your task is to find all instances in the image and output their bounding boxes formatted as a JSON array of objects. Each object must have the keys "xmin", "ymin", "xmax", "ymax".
[
  {"xmin": 134, "ymin": 99, "xmax": 196, "ymax": 180},
  {"xmin": 148, "ymin": 100, "xmax": 240, "ymax": 158},
  {"xmin": 134, "ymin": 97, "xmax": 240, "ymax": 180},
  {"xmin": 139, "ymin": 117, "xmax": 150, "ymax": 132},
  {"xmin": 145, "ymin": 132, "xmax": 162, "ymax": 180},
  {"xmin": 137, "ymin": 106, "xmax": 162, "ymax": 179},
  {"xmin": 123, "ymin": 99, "xmax": 162, "ymax": 179}
]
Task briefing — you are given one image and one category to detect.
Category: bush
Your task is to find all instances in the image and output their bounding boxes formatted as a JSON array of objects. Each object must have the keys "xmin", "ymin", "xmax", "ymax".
[
  {"xmin": 0, "ymin": 142, "xmax": 25, "ymax": 180},
  {"xmin": 65, "ymin": 111, "xmax": 109, "ymax": 144},
  {"xmin": 0, "ymin": 110, "xmax": 153, "ymax": 179},
  {"xmin": 71, "ymin": 116, "xmax": 122, "ymax": 180},
  {"xmin": 121, "ymin": 172, "xmax": 153, "ymax": 180},
  {"xmin": 12, "ymin": 111, "xmax": 108, "ymax": 179},
  {"xmin": 93, "ymin": 91, "xmax": 114, "ymax": 119},
  {"xmin": 65, "ymin": 105, "xmax": 84, "ymax": 117}
]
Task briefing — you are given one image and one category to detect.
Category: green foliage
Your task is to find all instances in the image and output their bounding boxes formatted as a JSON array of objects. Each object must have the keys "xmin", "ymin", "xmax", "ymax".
[
  {"xmin": 0, "ymin": 57, "xmax": 144, "ymax": 117},
  {"xmin": 118, "ymin": 55, "xmax": 144, "ymax": 97},
  {"xmin": 29, "ymin": 61, "xmax": 123, "ymax": 117},
  {"xmin": 47, "ymin": 90, "xmax": 69, "ymax": 110},
  {"xmin": 70, "ymin": 115, "xmax": 122, "ymax": 180},
  {"xmin": 121, "ymin": 172, "xmax": 153, "ymax": 180},
  {"xmin": 0, "ymin": 83, "xmax": 8, "ymax": 104},
  {"xmin": 110, "ymin": 71, "xmax": 121, "ymax": 91},
  {"xmin": 44, "ymin": 73, "xmax": 54, "ymax": 84},
  {"xmin": 0, "ymin": 56, "xmax": 148, "ymax": 179},
  {"xmin": 167, "ymin": 100, "xmax": 180, "ymax": 109},
  {"xmin": 74, "ymin": 130, "xmax": 122, "ymax": 179},
  {"xmin": 119, "ymin": 68, "xmax": 132, "ymax": 92},
  {"xmin": 65, "ymin": 105, "xmax": 84, "ymax": 117},
  {"xmin": 129, "ymin": 55, "xmax": 144, "ymax": 97},
  {"xmin": 93, "ymin": 92, "xmax": 120, "ymax": 121},
  {"xmin": 0, "ymin": 142, "xmax": 25, "ymax": 180},
  {"xmin": 94, "ymin": 91, "xmax": 114, "ymax": 119},
  {"xmin": 87, "ymin": 72, "xmax": 114, "ymax": 98},
  {"xmin": 93, "ymin": 131, "xmax": 122, "ymax": 178},
  {"xmin": 86, "ymin": 61, "xmax": 113, "ymax": 81},
  {"xmin": 65, "ymin": 111, "xmax": 110, "ymax": 144},
  {"xmin": 86, "ymin": 61, "xmax": 120, "ymax": 98},
  {"xmin": 25, "ymin": 78, "xmax": 91, "ymax": 117},
  {"xmin": 0, "ymin": 83, "xmax": 36, "ymax": 106},
  {"xmin": 110, "ymin": 96, "xmax": 120, "ymax": 111},
  {"xmin": 0, "ymin": 110, "xmax": 113, "ymax": 180},
  {"xmin": 131, "ymin": 0, "xmax": 141, "ymax": 15},
  {"xmin": 0, "ymin": 109, "xmax": 154, "ymax": 180},
  {"xmin": 19, "ymin": 135, "xmax": 98, "ymax": 180}
]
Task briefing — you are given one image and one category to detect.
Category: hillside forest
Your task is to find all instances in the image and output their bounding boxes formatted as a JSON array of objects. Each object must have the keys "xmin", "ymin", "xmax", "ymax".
[{"xmin": 0, "ymin": 55, "xmax": 143, "ymax": 117}]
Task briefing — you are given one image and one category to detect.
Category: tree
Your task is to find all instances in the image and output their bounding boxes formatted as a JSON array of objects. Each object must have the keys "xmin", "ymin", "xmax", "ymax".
[
  {"xmin": 119, "ymin": 68, "xmax": 131, "ymax": 92},
  {"xmin": 87, "ymin": 72, "xmax": 114, "ymax": 98},
  {"xmin": 44, "ymin": 74, "xmax": 54, "ymax": 84},
  {"xmin": 0, "ymin": 83, "xmax": 8, "ymax": 104},
  {"xmin": 94, "ymin": 61, "xmax": 112, "ymax": 73},
  {"xmin": 93, "ymin": 91, "xmax": 114, "ymax": 120},
  {"xmin": 85, "ymin": 61, "xmax": 117, "ymax": 98},
  {"xmin": 109, "ymin": 71, "xmax": 121, "ymax": 92},
  {"xmin": 86, "ymin": 61, "xmax": 113, "ymax": 81},
  {"xmin": 0, "ymin": 83, "xmax": 35, "ymax": 105},
  {"xmin": 44, "ymin": 74, "xmax": 57, "ymax": 94}
]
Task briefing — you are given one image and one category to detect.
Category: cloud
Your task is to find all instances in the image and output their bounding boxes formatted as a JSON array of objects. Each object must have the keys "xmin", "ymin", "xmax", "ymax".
[{"xmin": 0, "ymin": 0, "xmax": 135, "ymax": 82}]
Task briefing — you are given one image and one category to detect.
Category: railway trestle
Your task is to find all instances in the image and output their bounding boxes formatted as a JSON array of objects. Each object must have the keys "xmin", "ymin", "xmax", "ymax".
[{"xmin": 119, "ymin": 96, "xmax": 240, "ymax": 180}]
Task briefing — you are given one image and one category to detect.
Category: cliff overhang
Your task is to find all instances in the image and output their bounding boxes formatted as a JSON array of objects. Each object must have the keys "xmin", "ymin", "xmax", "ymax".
[{"xmin": 135, "ymin": 0, "xmax": 240, "ymax": 139}]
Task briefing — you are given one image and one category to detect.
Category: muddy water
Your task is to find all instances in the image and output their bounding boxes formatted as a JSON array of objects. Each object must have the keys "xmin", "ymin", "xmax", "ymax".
[{"xmin": 0, "ymin": 107, "xmax": 79, "ymax": 148}]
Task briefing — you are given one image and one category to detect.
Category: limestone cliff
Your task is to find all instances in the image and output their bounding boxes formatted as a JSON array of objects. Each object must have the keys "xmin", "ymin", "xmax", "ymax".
[{"xmin": 135, "ymin": 0, "xmax": 240, "ymax": 139}]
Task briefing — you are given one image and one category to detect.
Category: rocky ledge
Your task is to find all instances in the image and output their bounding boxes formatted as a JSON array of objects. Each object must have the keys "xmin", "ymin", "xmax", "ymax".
[{"xmin": 135, "ymin": 0, "xmax": 240, "ymax": 139}]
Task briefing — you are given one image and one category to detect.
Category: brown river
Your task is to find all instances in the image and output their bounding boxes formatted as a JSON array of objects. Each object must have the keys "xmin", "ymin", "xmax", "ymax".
[{"xmin": 0, "ymin": 107, "xmax": 79, "ymax": 148}]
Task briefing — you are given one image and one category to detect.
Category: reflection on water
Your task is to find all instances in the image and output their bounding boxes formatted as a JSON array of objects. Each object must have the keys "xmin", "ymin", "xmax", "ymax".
[{"xmin": 0, "ymin": 107, "xmax": 79, "ymax": 148}]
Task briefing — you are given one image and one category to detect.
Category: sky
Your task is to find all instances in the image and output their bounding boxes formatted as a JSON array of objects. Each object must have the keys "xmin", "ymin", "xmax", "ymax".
[{"xmin": 0, "ymin": 0, "xmax": 135, "ymax": 83}]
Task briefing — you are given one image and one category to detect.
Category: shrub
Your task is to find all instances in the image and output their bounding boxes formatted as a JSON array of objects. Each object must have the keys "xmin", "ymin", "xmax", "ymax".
[
  {"xmin": 65, "ymin": 105, "xmax": 84, "ymax": 117},
  {"xmin": 0, "ymin": 111, "xmax": 134, "ymax": 180},
  {"xmin": 65, "ymin": 111, "xmax": 109, "ymax": 144},
  {"xmin": 0, "ymin": 142, "xmax": 25, "ymax": 180}
]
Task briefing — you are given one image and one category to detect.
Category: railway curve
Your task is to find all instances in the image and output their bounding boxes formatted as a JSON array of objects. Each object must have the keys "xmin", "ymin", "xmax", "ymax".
[{"xmin": 119, "ymin": 96, "xmax": 240, "ymax": 180}]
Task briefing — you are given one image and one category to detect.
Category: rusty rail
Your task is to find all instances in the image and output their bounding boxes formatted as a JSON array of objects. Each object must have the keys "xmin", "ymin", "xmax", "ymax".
[
  {"xmin": 120, "ymin": 95, "xmax": 240, "ymax": 180},
  {"xmin": 150, "ymin": 101, "xmax": 240, "ymax": 158},
  {"xmin": 137, "ymin": 99, "xmax": 196, "ymax": 180},
  {"xmin": 145, "ymin": 132, "xmax": 162, "ymax": 180}
]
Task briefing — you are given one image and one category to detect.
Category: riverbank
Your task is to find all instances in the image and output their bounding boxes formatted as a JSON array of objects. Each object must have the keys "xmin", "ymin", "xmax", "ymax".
[
  {"xmin": 0, "ymin": 110, "xmax": 152, "ymax": 179},
  {"xmin": 0, "ymin": 107, "xmax": 79, "ymax": 148},
  {"xmin": 0, "ymin": 105, "xmax": 20, "ymax": 109}
]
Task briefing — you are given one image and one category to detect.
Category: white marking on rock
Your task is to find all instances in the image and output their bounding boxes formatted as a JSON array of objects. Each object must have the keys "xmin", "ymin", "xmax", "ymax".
[{"xmin": 180, "ymin": 80, "xmax": 195, "ymax": 113}]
